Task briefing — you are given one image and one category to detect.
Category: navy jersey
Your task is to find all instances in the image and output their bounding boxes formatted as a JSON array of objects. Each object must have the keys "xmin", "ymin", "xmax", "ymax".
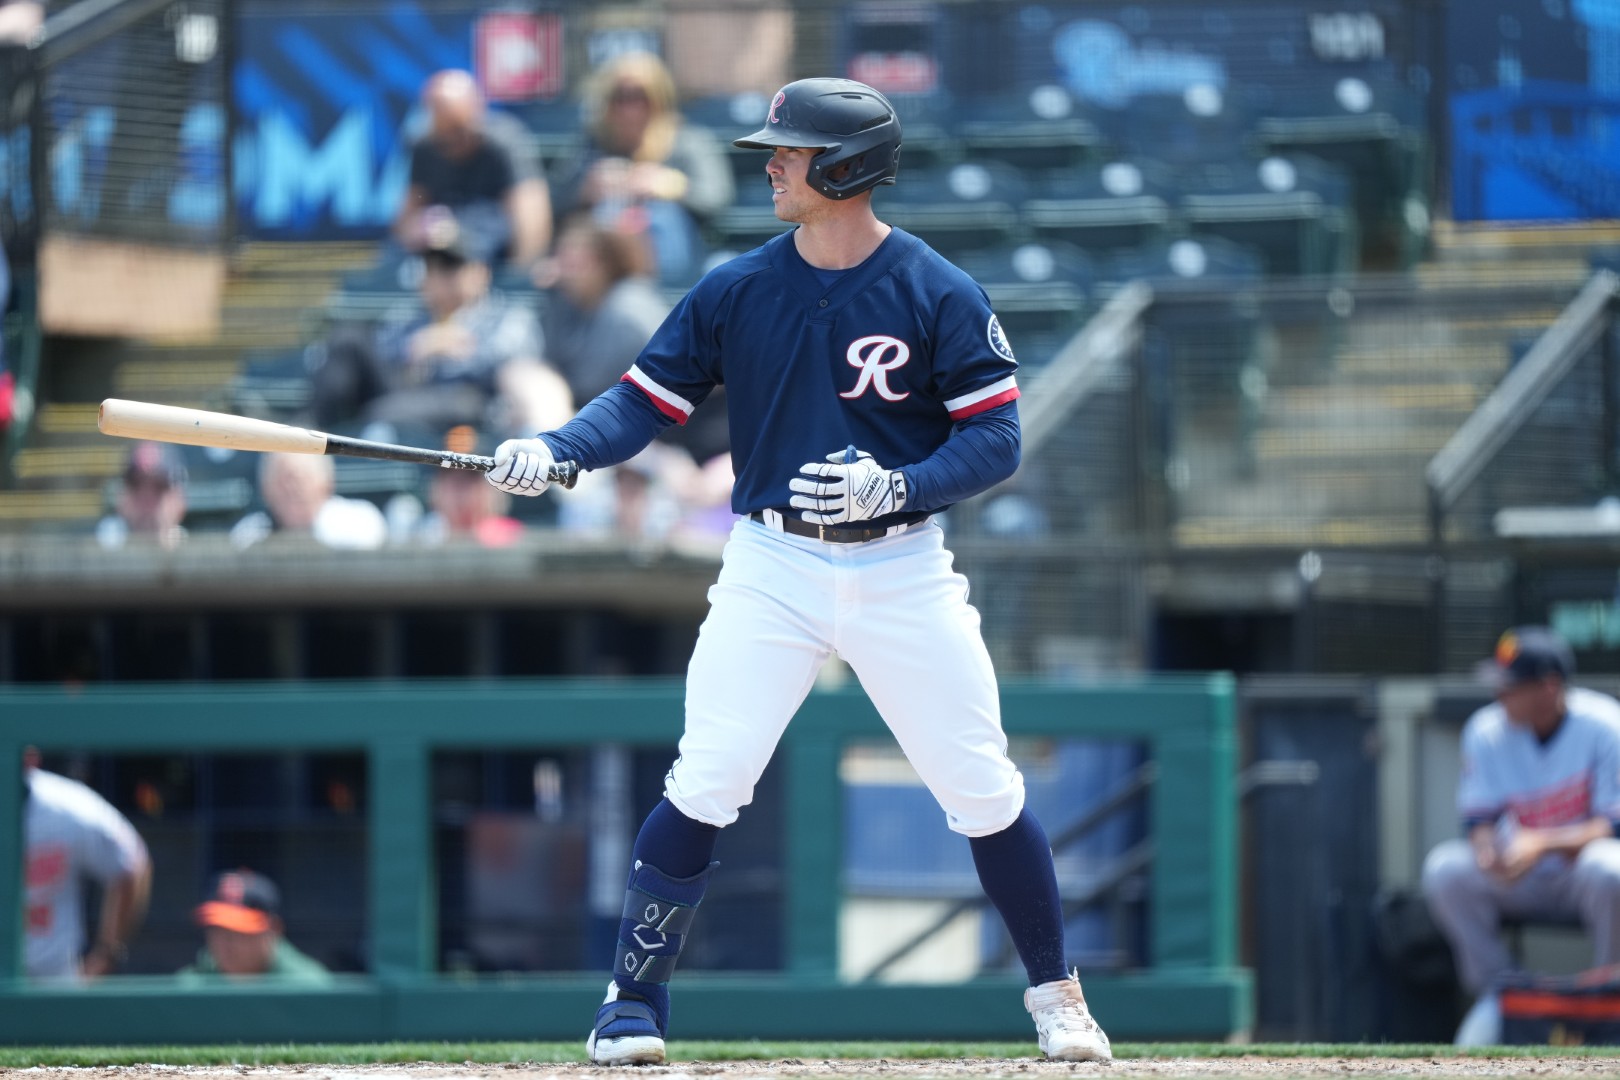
[{"xmin": 621, "ymin": 227, "xmax": 1019, "ymax": 515}]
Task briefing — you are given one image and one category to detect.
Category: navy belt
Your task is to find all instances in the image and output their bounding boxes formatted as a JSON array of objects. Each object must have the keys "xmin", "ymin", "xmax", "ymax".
[{"xmin": 750, "ymin": 509, "xmax": 929, "ymax": 544}]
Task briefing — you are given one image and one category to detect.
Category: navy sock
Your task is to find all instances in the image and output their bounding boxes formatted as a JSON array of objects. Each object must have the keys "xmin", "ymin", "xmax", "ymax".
[
  {"xmin": 634, "ymin": 797, "xmax": 721, "ymax": 878},
  {"xmin": 969, "ymin": 807, "xmax": 1069, "ymax": 987},
  {"xmin": 610, "ymin": 799, "xmax": 721, "ymax": 1031}
]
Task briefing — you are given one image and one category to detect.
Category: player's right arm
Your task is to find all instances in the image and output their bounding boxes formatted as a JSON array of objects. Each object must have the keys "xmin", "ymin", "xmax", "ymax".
[{"xmin": 489, "ymin": 283, "xmax": 723, "ymax": 494}]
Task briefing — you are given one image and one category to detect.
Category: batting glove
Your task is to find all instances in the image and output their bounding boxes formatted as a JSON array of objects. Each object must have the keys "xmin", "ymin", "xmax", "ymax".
[
  {"xmin": 487, "ymin": 437, "xmax": 556, "ymax": 495},
  {"xmin": 789, "ymin": 449, "xmax": 909, "ymax": 525}
]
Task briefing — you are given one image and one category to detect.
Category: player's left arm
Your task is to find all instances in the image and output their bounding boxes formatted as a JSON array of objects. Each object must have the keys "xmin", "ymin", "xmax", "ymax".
[
  {"xmin": 894, "ymin": 401, "xmax": 1019, "ymax": 511},
  {"xmin": 789, "ymin": 404, "xmax": 1017, "ymax": 524}
]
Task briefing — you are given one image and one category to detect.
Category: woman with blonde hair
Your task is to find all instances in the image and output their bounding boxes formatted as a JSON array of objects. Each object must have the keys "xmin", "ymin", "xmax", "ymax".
[{"xmin": 551, "ymin": 51, "xmax": 734, "ymax": 285}]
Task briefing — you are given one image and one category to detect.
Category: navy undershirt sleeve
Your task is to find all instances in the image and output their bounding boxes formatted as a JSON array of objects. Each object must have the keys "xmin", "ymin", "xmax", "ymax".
[
  {"xmin": 537, "ymin": 381, "xmax": 676, "ymax": 471},
  {"xmin": 898, "ymin": 402, "xmax": 1020, "ymax": 512}
]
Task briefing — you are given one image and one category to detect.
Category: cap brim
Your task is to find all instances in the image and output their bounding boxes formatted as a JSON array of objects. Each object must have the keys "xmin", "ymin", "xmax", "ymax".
[
  {"xmin": 732, "ymin": 128, "xmax": 838, "ymax": 151},
  {"xmin": 195, "ymin": 901, "xmax": 272, "ymax": 934}
]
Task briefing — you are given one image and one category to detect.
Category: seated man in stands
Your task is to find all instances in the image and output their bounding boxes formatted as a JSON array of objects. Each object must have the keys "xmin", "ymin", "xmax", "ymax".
[
  {"xmin": 393, "ymin": 69, "xmax": 552, "ymax": 267},
  {"xmin": 310, "ymin": 215, "xmax": 569, "ymax": 440},
  {"xmin": 229, "ymin": 453, "xmax": 387, "ymax": 550}
]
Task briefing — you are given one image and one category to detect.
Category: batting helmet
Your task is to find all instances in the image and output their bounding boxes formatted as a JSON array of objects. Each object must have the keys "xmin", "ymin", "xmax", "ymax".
[{"xmin": 733, "ymin": 78, "xmax": 902, "ymax": 200}]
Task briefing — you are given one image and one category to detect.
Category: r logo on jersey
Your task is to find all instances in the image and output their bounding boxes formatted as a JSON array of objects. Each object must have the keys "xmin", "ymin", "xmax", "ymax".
[
  {"xmin": 988, "ymin": 315, "xmax": 1016, "ymax": 363},
  {"xmin": 840, "ymin": 335, "xmax": 911, "ymax": 402}
]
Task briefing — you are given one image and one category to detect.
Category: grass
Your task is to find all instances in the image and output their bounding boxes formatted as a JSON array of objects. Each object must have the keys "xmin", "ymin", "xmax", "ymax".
[{"xmin": 4, "ymin": 1042, "xmax": 1620, "ymax": 1068}]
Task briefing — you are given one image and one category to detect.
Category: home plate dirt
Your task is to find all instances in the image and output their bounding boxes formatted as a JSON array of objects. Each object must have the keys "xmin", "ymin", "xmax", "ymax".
[{"xmin": 9, "ymin": 1059, "xmax": 1620, "ymax": 1080}]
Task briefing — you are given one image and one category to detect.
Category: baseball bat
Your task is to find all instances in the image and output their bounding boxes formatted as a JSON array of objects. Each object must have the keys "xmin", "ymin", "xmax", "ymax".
[{"xmin": 97, "ymin": 399, "xmax": 580, "ymax": 488}]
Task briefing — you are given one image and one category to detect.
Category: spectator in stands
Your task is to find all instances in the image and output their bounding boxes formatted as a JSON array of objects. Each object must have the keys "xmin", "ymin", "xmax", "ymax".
[
  {"xmin": 394, "ymin": 69, "xmax": 552, "ymax": 268},
  {"xmin": 176, "ymin": 869, "xmax": 332, "ymax": 985},
  {"xmin": 96, "ymin": 440, "xmax": 188, "ymax": 551},
  {"xmin": 310, "ymin": 214, "xmax": 569, "ymax": 439},
  {"xmin": 228, "ymin": 453, "xmax": 387, "ymax": 550},
  {"xmin": 536, "ymin": 214, "xmax": 670, "ymax": 406},
  {"xmin": 408, "ymin": 425, "xmax": 525, "ymax": 547},
  {"xmin": 24, "ymin": 747, "xmax": 153, "ymax": 982},
  {"xmin": 550, "ymin": 51, "xmax": 733, "ymax": 285},
  {"xmin": 1422, "ymin": 626, "xmax": 1620, "ymax": 1044}
]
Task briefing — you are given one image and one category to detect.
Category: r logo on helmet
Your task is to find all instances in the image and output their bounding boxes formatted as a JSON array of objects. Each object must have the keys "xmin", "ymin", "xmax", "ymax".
[{"xmin": 768, "ymin": 90, "xmax": 786, "ymax": 124}]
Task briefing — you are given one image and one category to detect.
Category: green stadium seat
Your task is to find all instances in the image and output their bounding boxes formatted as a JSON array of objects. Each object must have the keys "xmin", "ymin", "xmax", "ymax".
[{"xmin": 1022, "ymin": 159, "xmax": 1177, "ymax": 257}]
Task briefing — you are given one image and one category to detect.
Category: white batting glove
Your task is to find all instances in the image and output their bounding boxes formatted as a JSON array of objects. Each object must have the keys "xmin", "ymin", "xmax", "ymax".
[
  {"xmin": 487, "ymin": 437, "xmax": 556, "ymax": 495},
  {"xmin": 788, "ymin": 449, "xmax": 909, "ymax": 525}
]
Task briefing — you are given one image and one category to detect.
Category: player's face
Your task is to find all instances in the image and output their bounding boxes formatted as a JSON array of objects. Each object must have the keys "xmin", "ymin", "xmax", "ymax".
[
  {"xmin": 1495, "ymin": 676, "xmax": 1564, "ymax": 733},
  {"xmin": 766, "ymin": 147, "xmax": 823, "ymax": 223}
]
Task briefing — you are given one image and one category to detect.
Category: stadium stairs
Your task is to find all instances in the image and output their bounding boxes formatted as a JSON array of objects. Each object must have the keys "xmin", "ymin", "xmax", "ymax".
[
  {"xmin": 1167, "ymin": 220, "xmax": 1614, "ymax": 550},
  {"xmin": 0, "ymin": 242, "xmax": 380, "ymax": 534}
]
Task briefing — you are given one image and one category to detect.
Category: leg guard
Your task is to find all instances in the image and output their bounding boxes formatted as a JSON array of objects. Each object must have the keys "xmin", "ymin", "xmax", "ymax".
[
  {"xmin": 587, "ymin": 858, "xmax": 719, "ymax": 1063},
  {"xmin": 614, "ymin": 858, "xmax": 718, "ymax": 988}
]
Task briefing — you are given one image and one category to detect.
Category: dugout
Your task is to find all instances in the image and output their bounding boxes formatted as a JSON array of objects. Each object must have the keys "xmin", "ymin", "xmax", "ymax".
[{"xmin": 0, "ymin": 678, "xmax": 1249, "ymax": 1045}]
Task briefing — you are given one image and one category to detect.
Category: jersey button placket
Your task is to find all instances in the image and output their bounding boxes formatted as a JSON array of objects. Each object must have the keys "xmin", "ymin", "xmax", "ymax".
[{"xmin": 818, "ymin": 298, "xmax": 828, "ymax": 307}]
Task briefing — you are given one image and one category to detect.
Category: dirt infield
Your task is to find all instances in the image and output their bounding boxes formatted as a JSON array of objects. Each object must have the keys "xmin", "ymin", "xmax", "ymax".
[{"xmin": 11, "ymin": 1059, "xmax": 1620, "ymax": 1080}]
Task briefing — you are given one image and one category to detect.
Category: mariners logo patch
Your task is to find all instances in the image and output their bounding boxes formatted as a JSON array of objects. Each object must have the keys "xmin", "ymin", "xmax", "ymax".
[{"xmin": 987, "ymin": 315, "xmax": 1016, "ymax": 362}]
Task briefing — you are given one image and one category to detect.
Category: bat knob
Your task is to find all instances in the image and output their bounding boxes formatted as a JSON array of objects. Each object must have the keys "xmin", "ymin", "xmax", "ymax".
[{"xmin": 553, "ymin": 460, "xmax": 580, "ymax": 490}]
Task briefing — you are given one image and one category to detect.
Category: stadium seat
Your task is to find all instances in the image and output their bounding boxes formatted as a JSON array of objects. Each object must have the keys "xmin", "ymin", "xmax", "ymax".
[
  {"xmin": 953, "ymin": 241, "xmax": 1095, "ymax": 366},
  {"xmin": 1104, "ymin": 234, "xmax": 1263, "ymax": 287},
  {"xmin": 952, "ymin": 89, "xmax": 1103, "ymax": 171},
  {"xmin": 1106, "ymin": 237, "xmax": 1265, "ymax": 456},
  {"xmin": 1176, "ymin": 153, "xmax": 1358, "ymax": 277},
  {"xmin": 879, "ymin": 161, "xmax": 1028, "ymax": 259},
  {"xmin": 324, "ymin": 251, "xmax": 425, "ymax": 325},
  {"xmin": 683, "ymin": 92, "xmax": 779, "ymax": 191},
  {"xmin": 506, "ymin": 99, "xmax": 586, "ymax": 174},
  {"xmin": 172, "ymin": 441, "xmax": 259, "ymax": 529},
  {"xmin": 229, "ymin": 346, "xmax": 319, "ymax": 420},
  {"xmin": 1248, "ymin": 75, "xmax": 1429, "ymax": 268},
  {"xmin": 882, "ymin": 92, "xmax": 960, "ymax": 170},
  {"xmin": 1097, "ymin": 87, "xmax": 1259, "ymax": 170},
  {"xmin": 1022, "ymin": 158, "xmax": 1177, "ymax": 257}
]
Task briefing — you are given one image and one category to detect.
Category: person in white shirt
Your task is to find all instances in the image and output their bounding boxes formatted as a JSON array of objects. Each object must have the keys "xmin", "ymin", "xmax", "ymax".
[
  {"xmin": 1422, "ymin": 626, "xmax": 1620, "ymax": 1040},
  {"xmin": 23, "ymin": 749, "xmax": 153, "ymax": 981}
]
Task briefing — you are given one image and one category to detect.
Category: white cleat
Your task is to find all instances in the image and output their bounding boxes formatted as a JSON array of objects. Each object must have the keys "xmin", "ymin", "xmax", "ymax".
[
  {"xmin": 1024, "ymin": 971, "xmax": 1113, "ymax": 1062},
  {"xmin": 586, "ymin": 981, "xmax": 667, "ymax": 1065}
]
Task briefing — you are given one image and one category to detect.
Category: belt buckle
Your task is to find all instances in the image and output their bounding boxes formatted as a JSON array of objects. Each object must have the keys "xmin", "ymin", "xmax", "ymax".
[{"xmin": 818, "ymin": 523, "xmax": 829, "ymax": 543}]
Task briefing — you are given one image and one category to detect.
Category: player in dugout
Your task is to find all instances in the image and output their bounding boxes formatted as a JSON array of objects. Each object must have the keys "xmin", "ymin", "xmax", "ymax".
[
  {"xmin": 176, "ymin": 869, "xmax": 333, "ymax": 985},
  {"xmin": 486, "ymin": 77, "xmax": 1111, "ymax": 1064}
]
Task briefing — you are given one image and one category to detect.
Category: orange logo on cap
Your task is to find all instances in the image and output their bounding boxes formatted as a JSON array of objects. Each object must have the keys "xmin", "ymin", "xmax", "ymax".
[{"xmin": 1496, "ymin": 631, "xmax": 1520, "ymax": 667}]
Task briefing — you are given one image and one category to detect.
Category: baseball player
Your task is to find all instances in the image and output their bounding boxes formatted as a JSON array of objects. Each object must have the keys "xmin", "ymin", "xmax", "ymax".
[
  {"xmin": 488, "ymin": 77, "xmax": 1111, "ymax": 1065},
  {"xmin": 1423, "ymin": 627, "xmax": 1620, "ymax": 1034},
  {"xmin": 23, "ymin": 749, "xmax": 152, "ymax": 981}
]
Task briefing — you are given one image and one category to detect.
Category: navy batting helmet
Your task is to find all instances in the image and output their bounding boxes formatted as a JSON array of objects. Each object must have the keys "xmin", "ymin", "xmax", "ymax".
[{"xmin": 733, "ymin": 78, "xmax": 901, "ymax": 200}]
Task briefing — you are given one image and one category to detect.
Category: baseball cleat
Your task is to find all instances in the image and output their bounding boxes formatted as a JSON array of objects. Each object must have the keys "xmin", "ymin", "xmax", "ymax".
[
  {"xmin": 1024, "ymin": 971, "xmax": 1113, "ymax": 1062},
  {"xmin": 586, "ymin": 981, "xmax": 666, "ymax": 1065}
]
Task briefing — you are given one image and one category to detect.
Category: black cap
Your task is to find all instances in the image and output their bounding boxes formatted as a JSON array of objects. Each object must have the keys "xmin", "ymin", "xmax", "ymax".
[
  {"xmin": 1481, "ymin": 626, "xmax": 1574, "ymax": 689},
  {"xmin": 123, "ymin": 441, "xmax": 187, "ymax": 488},
  {"xmin": 195, "ymin": 869, "xmax": 280, "ymax": 934}
]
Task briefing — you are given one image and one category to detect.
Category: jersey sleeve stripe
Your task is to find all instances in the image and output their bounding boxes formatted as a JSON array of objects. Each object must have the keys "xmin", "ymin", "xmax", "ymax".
[
  {"xmin": 945, "ymin": 375, "xmax": 1020, "ymax": 420},
  {"xmin": 622, "ymin": 365, "xmax": 694, "ymax": 424}
]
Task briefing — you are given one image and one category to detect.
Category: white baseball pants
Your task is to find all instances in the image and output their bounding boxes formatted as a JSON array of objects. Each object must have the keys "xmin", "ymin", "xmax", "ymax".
[
  {"xmin": 664, "ymin": 515, "xmax": 1026, "ymax": 837},
  {"xmin": 1422, "ymin": 836, "xmax": 1620, "ymax": 993}
]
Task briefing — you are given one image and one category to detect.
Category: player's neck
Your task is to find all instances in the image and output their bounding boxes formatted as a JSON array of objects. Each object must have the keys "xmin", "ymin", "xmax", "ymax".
[{"xmin": 793, "ymin": 207, "xmax": 891, "ymax": 271}]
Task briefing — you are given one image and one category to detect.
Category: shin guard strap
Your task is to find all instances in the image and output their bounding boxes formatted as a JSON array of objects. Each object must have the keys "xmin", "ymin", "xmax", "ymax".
[
  {"xmin": 621, "ymin": 886, "xmax": 699, "ymax": 934},
  {"xmin": 616, "ymin": 943, "xmax": 680, "ymax": 983}
]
